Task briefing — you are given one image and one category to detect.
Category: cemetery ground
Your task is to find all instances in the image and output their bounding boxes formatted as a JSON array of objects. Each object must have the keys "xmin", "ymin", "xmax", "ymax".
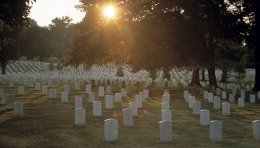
[{"xmin": 0, "ymin": 82, "xmax": 260, "ymax": 148}]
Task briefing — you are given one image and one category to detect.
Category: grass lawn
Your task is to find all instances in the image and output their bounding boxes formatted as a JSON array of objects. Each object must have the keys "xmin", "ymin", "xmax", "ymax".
[{"xmin": 0, "ymin": 82, "xmax": 260, "ymax": 148}]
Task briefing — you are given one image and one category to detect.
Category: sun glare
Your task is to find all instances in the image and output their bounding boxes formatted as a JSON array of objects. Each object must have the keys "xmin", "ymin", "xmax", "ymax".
[{"xmin": 103, "ymin": 5, "xmax": 116, "ymax": 19}]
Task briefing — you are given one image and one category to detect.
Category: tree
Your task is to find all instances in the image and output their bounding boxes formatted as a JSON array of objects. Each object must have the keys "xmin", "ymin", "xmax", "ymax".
[
  {"xmin": 48, "ymin": 16, "xmax": 73, "ymax": 58},
  {"xmin": 17, "ymin": 23, "xmax": 52, "ymax": 60},
  {"xmin": 0, "ymin": 0, "xmax": 36, "ymax": 74},
  {"xmin": 75, "ymin": 0, "xmax": 256, "ymax": 90}
]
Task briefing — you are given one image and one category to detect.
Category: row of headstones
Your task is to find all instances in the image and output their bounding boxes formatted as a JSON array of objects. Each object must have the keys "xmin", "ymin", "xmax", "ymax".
[
  {"xmin": 217, "ymin": 82, "xmax": 254, "ymax": 91},
  {"xmin": 74, "ymin": 88, "xmax": 149, "ymax": 121},
  {"xmin": 193, "ymin": 85, "xmax": 260, "ymax": 106},
  {"xmin": 184, "ymin": 91, "xmax": 231, "ymax": 115},
  {"xmin": 73, "ymin": 89, "xmax": 171, "ymax": 142},
  {"xmin": 183, "ymin": 90, "xmax": 260, "ymax": 141},
  {"xmin": 76, "ymin": 117, "xmax": 173, "ymax": 142},
  {"xmin": 0, "ymin": 81, "xmax": 144, "ymax": 118},
  {"xmin": 0, "ymin": 79, "xmax": 133, "ymax": 99},
  {"xmin": 75, "ymin": 110, "xmax": 172, "ymax": 142},
  {"xmin": 3, "ymin": 77, "xmax": 136, "ymax": 89},
  {"xmin": 0, "ymin": 86, "xmax": 149, "ymax": 129}
]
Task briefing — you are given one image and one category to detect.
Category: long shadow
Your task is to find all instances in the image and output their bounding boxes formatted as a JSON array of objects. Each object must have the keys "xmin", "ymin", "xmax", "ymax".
[{"xmin": 0, "ymin": 109, "xmax": 12, "ymax": 115}]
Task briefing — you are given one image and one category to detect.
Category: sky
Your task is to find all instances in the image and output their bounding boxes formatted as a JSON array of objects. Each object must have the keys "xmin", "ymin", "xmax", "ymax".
[{"xmin": 29, "ymin": 0, "xmax": 85, "ymax": 27}]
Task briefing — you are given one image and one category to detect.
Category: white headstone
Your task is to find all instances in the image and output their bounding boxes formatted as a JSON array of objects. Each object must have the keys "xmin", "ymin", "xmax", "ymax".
[
  {"xmin": 13, "ymin": 102, "xmax": 23, "ymax": 117},
  {"xmin": 143, "ymin": 89, "xmax": 149, "ymax": 99},
  {"xmin": 193, "ymin": 101, "xmax": 201, "ymax": 115},
  {"xmin": 75, "ymin": 81, "xmax": 80, "ymax": 91},
  {"xmin": 99, "ymin": 87, "xmax": 105, "ymax": 97},
  {"xmin": 221, "ymin": 91, "xmax": 227, "ymax": 99},
  {"xmin": 105, "ymin": 95, "xmax": 113, "ymax": 109},
  {"xmin": 123, "ymin": 108, "xmax": 133, "ymax": 127},
  {"xmin": 210, "ymin": 120, "xmax": 222, "ymax": 142},
  {"xmin": 50, "ymin": 89, "xmax": 56, "ymax": 99},
  {"xmin": 35, "ymin": 82, "xmax": 41, "ymax": 90},
  {"xmin": 129, "ymin": 102, "xmax": 137, "ymax": 116},
  {"xmin": 161, "ymin": 102, "xmax": 169, "ymax": 111},
  {"xmin": 200, "ymin": 109, "xmax": 210, "ymax": 126},
  {"xmin": 208, "ymin": 92, "xmax": 214, "ymax": 103},
  {"xmin": 28, "ymin": 79, "xmax": 34, "ymax": 87},
  {"xmin": 186, "ymin": 93, "xmax": 191, "ymax": 103},
  {"xmin": 162, "ymin": 93, "xmax": 170, "ymax": 104},
  {"xmin": 257, "ymin": 91, "xmax": 260, "ymax": 99},
  {"xmin": 115, "ymin": 93, "xmax": 122, "ymax": 102},
  {"xmin": 75, "ymin": 108, "xmax": 86, "ymax": 126},
  {"xmin": 75, "ymin": 96, "xmax": 83, "ymax": 109},
  {"xmin": 229, "ymin": 94, "xmax": 235, "ymax": 103},
  {"xmin": 216, "ymin": 88, "xmax": 221, "ymax": 96},
  {"xmin": 93, "ymin": 101, "xmax": 102, "ymax": 117},
  {"xmin": 188, "ymin": 96, "xmax": 195, "ymax": 109},
  {"xmin": 203, "ymin": 91, "xmax": 208, "ymax": 100},
  {"xmin": 104, "ymin": 119, "xmax": 118, "ymax": 141},
  {"xmin": 159, "ymin": 120, "xmax": 172, "ymax": 142},
  {"xmin": 240, "ymin": 89, "xmax": 245, "ymax": 99},
  {"xmin": 238, "ymin": 98, "xmax": 245, "ymax": 108},
  {"xmin": 249, "ymin": 94, "xmax": 256, "ymax": 103},
  {"xmin": 18, "ymin": 85, "xmax": 25, "ymax": 95},
  {"xmin": 64, "ymin": 84, "xmax": 70, "ymax": 94},
  {"xmin": 41, "ymin": 85, "xmax": 48, "ymax": 95},
  {"xmin": 252, "ymin": 120, "xmax": 260, "ymax": 140},
  {"xmin": 86, "ymin": 84, "xmax": 91, "ymax": 94},
  {"xmin": 135, "ymin": 95, "xmax": 142, "ymax": 108},
  {"xmin": 214, "ymin": 96, "xmax": 221, "ymax": 110},
  {"xmin": 222, "ymin": 102, "xmax": 230, "ymax": 115},
  {"xmin": 61, "ymin": 91, "xmax": 68, "ymax": 103},
  {"xmin": 88, "ymin": 92, "xmax": 95, "ymax": 103},
  {"xmin": 161, "ymin": 110, "xmax": 172, "ymax": 122},
  {"xmin": 139, "ymin": 91, "xmax": 145, "ymax": 102}
]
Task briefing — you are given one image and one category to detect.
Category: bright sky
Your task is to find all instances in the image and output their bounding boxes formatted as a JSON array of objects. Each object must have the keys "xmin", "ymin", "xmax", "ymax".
[{"xmin": 29, "ymin": 0, "xmax": 85, "ymax": 27}]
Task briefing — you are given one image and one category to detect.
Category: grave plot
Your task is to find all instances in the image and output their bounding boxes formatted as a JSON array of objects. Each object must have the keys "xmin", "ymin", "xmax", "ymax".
[{"xmin": 0, "ymin": 62, "xmax": 259, "ymax": 148}]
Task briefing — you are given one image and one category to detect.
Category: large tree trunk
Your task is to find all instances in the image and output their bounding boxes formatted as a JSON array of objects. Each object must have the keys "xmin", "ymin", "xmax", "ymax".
[
  {"xmin": 207, "ymin": 32, "xmax": 217, "ymax": 88},
  {"xmin": 208, "ymin": 65, "xmax": 217, "ymax": 88},
  {"xmin": 221, "ymin": 65, "xmax": 227, "ymax": 82},
  {"xmin": 190, "ymin": 67, "xmax": 201, "ymax": 86}
]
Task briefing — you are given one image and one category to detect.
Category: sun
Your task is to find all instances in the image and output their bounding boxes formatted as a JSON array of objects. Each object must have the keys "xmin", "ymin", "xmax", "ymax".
[{"xmin": 103, "ymin": 5, "xmax": 117, "ymax": 19}]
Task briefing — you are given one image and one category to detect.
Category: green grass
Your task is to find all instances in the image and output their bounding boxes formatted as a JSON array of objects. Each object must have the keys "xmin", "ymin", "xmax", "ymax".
[{"xmin": 0, "ymin": 82, "xmax": 259, "ymax": 148}]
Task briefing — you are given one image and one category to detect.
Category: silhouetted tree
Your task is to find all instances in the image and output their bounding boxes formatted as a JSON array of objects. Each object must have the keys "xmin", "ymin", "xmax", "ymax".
[{"xmin": 0, "ymin": 0, "xmax": 36, "ymax": 74}]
